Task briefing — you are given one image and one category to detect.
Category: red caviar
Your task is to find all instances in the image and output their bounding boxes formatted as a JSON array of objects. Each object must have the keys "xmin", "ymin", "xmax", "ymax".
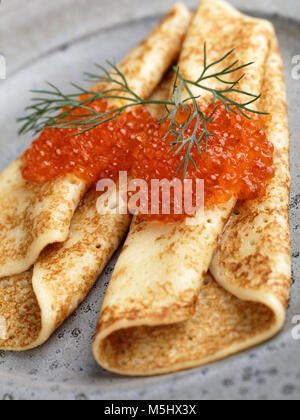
[
  {"xmin": 23, "ymin": 99, "xmax": 274, "ymax": 222},
  {"xmin": 23, "ymin": 100, "xmax": 149, "ymax": 183}
]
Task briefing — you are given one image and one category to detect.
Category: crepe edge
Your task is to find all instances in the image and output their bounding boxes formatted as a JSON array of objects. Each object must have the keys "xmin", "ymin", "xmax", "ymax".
[
  {"xmin": 0, "ymin": 157, "xmax": 87, "ymax": 278},
  {"xmin": 0, "ymin": 4, "xmax": 192, "ymax": 352},
  {"xmin": 92, "ymin": 3, "xmax": 290, "ymax": 377},
  {"xmin": 92, "ymin": 277, "xmax": 285, "ymax": 376}
]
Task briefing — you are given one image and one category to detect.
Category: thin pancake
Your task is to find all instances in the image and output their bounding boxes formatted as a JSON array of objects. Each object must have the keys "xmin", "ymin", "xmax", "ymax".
[
  {"xmin": 210, "ymin": 32, "xmax": 291, "ymax": 330},
  {"xmin": 0, "ymin": 190, "xmax": 131, "ymax": 350},
  {"xmin": 0, "ymin": 159, "xmax": 87, "ymax": 278},
  {"xmin": 0, "ymin": 3, "xmax": 191, "ymax": 351},
  {"xmin": 0, "ymin": 2, "xmax": 190, "ymax": 279},
  {"xmin": 92, "ymin": 273, "xmax": 276, "ymax": 376},
  {"xmin": 92, "ymin": 0, "xmax": 289, "ymax": 376}
]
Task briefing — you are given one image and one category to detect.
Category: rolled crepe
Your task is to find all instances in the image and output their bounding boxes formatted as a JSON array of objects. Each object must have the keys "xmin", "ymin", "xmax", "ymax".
[
  {"xmin": 0, "ymin": 190, "xmax": 131, "ymax": 350},
  {"xmin": 93, "ymin": 0, "xmax": 290, "ymax": 376},
  {"xmin": 0, "ymin": 4, "xmax": 191, "ymax": 350},
  {"xmin": 0, "ymin": 3, "xmax": 190, "ymax": 279},
  {"xmin": 210, "ymin": 34, "xmax": 291, "ymax": 340}
]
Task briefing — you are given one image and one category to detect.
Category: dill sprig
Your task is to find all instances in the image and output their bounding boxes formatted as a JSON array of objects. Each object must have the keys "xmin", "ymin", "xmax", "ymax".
[
  {"xmin": 18, "ymin": 45, "xmax": 266, "ymax": 180},
  {"xmin": 161, "ymin": 44, "xmax": 266, "ymax": 179},
  {"xmin": 18, "ymin": 61, "xmax": 174, "ymax": 136}
]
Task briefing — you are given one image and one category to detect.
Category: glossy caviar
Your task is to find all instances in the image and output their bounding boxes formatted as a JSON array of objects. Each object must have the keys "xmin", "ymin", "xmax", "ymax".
[
  {"xmin": 132, "ymin": 104, "xmax": 274, "ymax": 221},
  {"xmin": 23, "ymin": 100, "xmax": 274, "ymax": 222},
  {"xmin": 23, "ymin": 99, "xmax": 142, "ymax": 183}
]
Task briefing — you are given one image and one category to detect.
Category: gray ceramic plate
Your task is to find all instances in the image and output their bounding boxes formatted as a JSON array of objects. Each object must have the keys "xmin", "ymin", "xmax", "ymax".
[{"xmin": 0, "ymin": 0, "xmax": 299, "ymax": 400}]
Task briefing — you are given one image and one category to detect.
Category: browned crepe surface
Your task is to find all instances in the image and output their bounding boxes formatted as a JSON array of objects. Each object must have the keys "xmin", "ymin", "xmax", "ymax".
[
  {"xmin": 0, "ymin": 3, "xmax": 191, "ymax": 350},
  {"xmin": 0, "ymin": 3, "xmax": 191, "ymax": 279},
  {"xmin": 92, "ymin": 0, "xmax": 291, "ymax": 376}
]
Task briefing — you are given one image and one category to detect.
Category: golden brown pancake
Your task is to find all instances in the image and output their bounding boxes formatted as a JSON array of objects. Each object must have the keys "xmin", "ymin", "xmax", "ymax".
[
  {"xmin": 0, "ymin": 3, "xmax": 192, "ymax": 350},
  {"xmin": 0, "ymin": 190, "xmax": 131, "ymax": 349},
  {"xmin": 0, "ymin": 159, "xmax": 87, "ymax": 278},
  {"xmin": 210, "ymin": 32, "xmax": 291, "ymax": 334},
  {"xmin": 92, "ymin": 0, "xmax": 291, "ymax": 376},
  {"xmin": 0, "ymin": 3, "xmax": 191, "ymax": 279}
]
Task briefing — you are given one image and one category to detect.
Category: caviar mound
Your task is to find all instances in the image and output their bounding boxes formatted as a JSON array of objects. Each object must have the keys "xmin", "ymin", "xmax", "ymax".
[
  {"xmin": 23, "ymin": 100, "xmax": 155, "ymax": 183},
  {"xmin": 23, "ymin": 100, "xmax": 274, "ymax": 222},
  {"xmin": 132, "ymin": 104, "xmax": 274, "ymax": 221}
]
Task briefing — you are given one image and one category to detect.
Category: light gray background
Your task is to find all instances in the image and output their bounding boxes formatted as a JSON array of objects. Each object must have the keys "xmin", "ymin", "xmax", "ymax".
[{"xmin": 0, "ymin": 0, "xmax": 299, "ymax": 401}]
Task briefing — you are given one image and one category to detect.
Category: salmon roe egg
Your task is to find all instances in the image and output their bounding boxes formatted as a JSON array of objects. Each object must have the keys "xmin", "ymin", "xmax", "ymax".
[{"xmin": 22, "ymin": 100, "xmax": 274, "ymax": 222}]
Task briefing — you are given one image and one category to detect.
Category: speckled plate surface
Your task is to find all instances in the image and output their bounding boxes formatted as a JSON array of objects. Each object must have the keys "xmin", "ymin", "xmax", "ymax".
[{"xmin": 0, "ymin": 0, "xmax": 299, "ymax": 400}]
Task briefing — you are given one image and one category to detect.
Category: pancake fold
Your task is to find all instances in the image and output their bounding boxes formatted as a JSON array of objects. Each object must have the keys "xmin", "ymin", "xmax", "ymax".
[
  {"xmin": 0, "ymin": 2, "xmax": 190, "ymax": 279},
  {"xmin": 209, "ymin": 32, "xmax": 291, "ymax": 340},
  {"xmin": 92, "ymin": 0, "xmax": 291, "ymax": 376},
  {"xmin": 0, "ymin": 3, "xmax": 191, "ymax": 350}
]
